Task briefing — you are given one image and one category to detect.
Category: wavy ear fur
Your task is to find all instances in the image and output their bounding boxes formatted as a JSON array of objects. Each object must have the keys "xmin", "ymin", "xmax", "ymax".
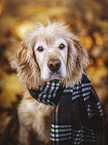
[
  {"xmin": 10, "ymin": 39, "xmax": 42, "ymax": 89},
  {"xmin": 10, "ymin": 22, "xmax": 88, "ymax": 89},
  {"xmin": 65, "ymin": 36, "xmax": 89, "ymax": 87}
]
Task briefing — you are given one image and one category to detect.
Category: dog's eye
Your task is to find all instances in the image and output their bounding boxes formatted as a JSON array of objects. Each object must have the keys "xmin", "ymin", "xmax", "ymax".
[
  {"xmin": 37, "ymin": 46, "xmax": 44, "ymax": 52},
  {"xmin": 59, "ymin": 44, "xmax": 65, "ymax": 49}
]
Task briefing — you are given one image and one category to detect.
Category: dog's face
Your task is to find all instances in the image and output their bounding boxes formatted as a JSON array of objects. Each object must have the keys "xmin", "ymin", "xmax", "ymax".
[
  {"xmin": 11, "ymin": 22, "xmax": 89, "ymax": 89},
  {"xmin": 34, "ymin": 37, "xmax": 68, "ymax": 81}
]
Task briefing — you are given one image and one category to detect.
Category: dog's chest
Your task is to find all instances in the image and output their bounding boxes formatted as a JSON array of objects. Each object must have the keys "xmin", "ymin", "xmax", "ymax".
[{"xmin": 18, "ymin": 98, "xmax": 55, "ymax": 144}]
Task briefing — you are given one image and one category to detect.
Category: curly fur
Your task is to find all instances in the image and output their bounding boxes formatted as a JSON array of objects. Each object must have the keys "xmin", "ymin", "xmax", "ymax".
[
  {"xmin": 11, "ymin": 22, "xmax": 88, "ymax": 89},
  {"xmin": 10, "ymin": 22, "xmax": 89, "ymax": 145}
]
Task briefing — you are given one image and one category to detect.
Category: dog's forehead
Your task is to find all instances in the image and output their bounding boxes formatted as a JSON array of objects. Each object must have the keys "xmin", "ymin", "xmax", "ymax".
[
  {"xmin": 37, "ymin": 35, "xmax": 54, "ymax": 44},
  {"xmin": 36, "ymin": 34, "xmax": 66, "ymax": 46}
]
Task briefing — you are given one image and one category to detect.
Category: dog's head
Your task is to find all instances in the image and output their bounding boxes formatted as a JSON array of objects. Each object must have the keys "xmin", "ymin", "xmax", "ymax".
[{"xmin": 11, "ymin": 22, "xmax": 88, "ymax": 89}]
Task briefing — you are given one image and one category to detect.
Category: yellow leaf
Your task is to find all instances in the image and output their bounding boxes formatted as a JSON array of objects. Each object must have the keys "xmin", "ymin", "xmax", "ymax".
[
  {"xmin": 86, "ymin": 66, "xmax": 107, "ymax": 85},
  {"xmin": 93, "ymin": 32, "xmax": 103, "ymax": 46},
  {"xmin": 15, "ymin": 21, "xmax": 33, "ymax": 39},
  {"xmin": 0, "ymin": 69, "xmax": 23, "ymax": 108},
  {"xmin": 0, "ymin": 112, "xmax": 11, "ymax": 134},
  {"xmin": 80, "ymin": 36, "xmax": 93, "ymax": 50}
]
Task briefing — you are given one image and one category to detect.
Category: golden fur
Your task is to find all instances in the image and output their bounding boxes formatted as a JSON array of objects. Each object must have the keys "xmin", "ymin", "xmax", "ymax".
[{"xmin": 10, "ymin": 22, "xmax": 89, "ymax": 145}]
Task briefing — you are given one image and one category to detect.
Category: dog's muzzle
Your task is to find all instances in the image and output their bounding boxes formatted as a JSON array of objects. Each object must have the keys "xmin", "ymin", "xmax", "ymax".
[{"xmin": 47, "ymin": 59, "xmax": 61, "ymax": 73}]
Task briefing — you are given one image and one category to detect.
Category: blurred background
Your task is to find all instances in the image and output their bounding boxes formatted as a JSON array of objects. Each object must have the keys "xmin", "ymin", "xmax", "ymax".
[{"xmin": 0, "ymin": 0, "xmax": 108, "ymax": 144}]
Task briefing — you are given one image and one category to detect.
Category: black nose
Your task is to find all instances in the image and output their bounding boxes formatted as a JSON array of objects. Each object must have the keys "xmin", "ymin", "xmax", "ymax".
[{"xmin": 47, "ymin": 59, "xmax": 61, "ymax": 72}]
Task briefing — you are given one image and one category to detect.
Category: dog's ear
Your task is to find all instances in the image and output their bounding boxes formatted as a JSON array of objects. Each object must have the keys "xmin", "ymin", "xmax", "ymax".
[
  {"xmin": 10, "ymin": 39, "xmax": 41, "ymax": 89},
  {"xmin": 66, "ymin": 37, "xmax": 89, "ymax": 87}
]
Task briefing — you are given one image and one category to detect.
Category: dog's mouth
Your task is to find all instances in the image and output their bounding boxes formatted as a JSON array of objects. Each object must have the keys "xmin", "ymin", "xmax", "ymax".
[
  {"xmin": 41, "ymin": 59, "xmax": 66, "ymax": 81},
  {"xmin": 49, "ymin": 70, "xmax": 61, "ymax": 79}
]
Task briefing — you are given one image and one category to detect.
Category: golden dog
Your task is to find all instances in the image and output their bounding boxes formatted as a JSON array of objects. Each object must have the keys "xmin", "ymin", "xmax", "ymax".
[{"xmin": 10, "ymin": 22, "xmax": 88, "ymax": 145}]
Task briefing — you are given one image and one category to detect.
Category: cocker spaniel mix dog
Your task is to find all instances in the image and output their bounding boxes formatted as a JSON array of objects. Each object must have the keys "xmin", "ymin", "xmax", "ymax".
[{"xmin": 10, "ymin": 22, "xmax": 92, "ymax": 145}]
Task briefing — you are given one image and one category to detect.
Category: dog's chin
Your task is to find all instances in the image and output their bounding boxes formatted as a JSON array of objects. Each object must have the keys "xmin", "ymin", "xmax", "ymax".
[
  {"xmin": 41, "ymin": 72, "xmax": 66, "ymax": 82},
  {"xmin": 49, "ymin": 73, "xmax": 62, "ymax": 80}
]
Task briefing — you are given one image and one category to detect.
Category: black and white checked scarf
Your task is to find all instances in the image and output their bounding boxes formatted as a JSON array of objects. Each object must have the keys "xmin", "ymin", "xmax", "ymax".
[{"xmin": 29, "ymin": 72, "xmax": 103, "ymax": 145}]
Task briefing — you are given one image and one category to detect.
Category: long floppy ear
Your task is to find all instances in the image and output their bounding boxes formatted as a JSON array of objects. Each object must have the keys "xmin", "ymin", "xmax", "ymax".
[
  {"xmin": 65, "ymin": 36, "xmax": 89, "ymax": 87},
  {"xmin": 10, "ymin": 39, "xmax": 42, "ymax": 89}
]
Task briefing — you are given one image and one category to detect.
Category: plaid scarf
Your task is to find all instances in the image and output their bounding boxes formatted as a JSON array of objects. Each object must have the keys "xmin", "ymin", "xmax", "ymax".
[{"xmin": 28, "ymin": 72, "xmax": 103, "ymax": 145}]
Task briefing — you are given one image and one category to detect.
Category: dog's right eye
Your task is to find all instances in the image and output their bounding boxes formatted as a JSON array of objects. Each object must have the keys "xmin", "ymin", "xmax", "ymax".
[
  {"xmin": 37, "ymin": 46, "xmax": 44, "ymax": 52},
  {"xmin": 59, "ymin": 44, "xmax": 65, "ymax": 49}
]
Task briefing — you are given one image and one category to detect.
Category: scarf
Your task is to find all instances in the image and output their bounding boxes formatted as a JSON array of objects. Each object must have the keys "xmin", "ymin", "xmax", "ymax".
[{"xmin": 28, "ymin": 72, "xmax": 103, "ymax": 145}]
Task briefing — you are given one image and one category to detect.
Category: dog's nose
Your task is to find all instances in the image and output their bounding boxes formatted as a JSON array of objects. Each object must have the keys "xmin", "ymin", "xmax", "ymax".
[{"xmin": 47, "ymin": 59, "xmax": 61, "ymax": 72}]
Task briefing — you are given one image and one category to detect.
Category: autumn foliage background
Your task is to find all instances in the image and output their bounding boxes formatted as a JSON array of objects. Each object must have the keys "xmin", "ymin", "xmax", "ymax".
[{"xmin": 0, "ymin": 0, "xmax": 108, "ymax": 144}]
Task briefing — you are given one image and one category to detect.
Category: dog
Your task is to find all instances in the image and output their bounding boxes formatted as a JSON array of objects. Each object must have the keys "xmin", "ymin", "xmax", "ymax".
[{"xmin": 10, "ymin": 22, "xmax": 89, "ymax": 145}]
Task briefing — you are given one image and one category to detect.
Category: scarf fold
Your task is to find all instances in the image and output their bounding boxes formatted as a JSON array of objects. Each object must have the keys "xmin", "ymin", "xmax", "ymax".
[
  {"xmin": 28, "ymin": 72, "xmax": 103, "ymax": 145},
  {"xmin": 28, "ymin": 80, "xmax": 64, "ymax": 106}
]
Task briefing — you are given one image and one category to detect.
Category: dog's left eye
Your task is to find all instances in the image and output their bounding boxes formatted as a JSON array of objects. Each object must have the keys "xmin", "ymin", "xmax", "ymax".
[
  {"xmin": 37, "ymin": 46, "xmax": 44, "ymax": 52},
  {"xmin": 59, "ymin": 44, "xmax": 65, "ymax": 49}
]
